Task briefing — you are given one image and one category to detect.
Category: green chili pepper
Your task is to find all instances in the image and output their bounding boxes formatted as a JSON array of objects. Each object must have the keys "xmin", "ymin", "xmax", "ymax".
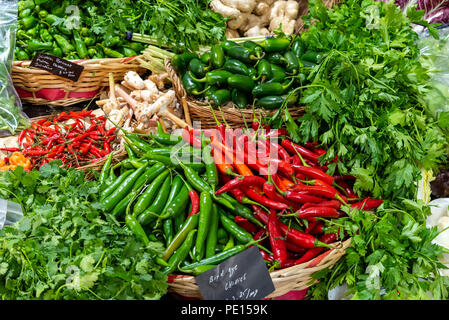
[
  {"xmin": 159, "ymin": 184, "xmax": 190, "ymax": 220},
  {"xmin": 104, "ymin": 35, "xmax": 121, "ymax": 48},
  {"xmin": 73, "ymin": 31, "xmax": 88, "ymax": 59},
  {"xmin": 255, "ymin": 94, "xmax": 298, "ymax": 110},
  {"xmin": 141, "ymin": 175, "xmax": 172, "ymax": 217},
  {"xmin": 103, "ymin": 47, "xmax": 124, "ymax": 58},
  {"xmin": 122, "ymin": 47, "xmax": 137, "ymax": 57},
  {"xmin": 225, "ymin": 45, "xmax": 262, "ymax": 65},
  {"xmin": 223, "ymin": 59, "xmax": 249, "ymax": 76},
  {"xmin": 231, "ymin": 88, "xmax": 248, "ymax": 109},
  {"xmin": 19, "ymin": 0, "xmax": 35, "ymax": 11},
  {"xmin": 149, "ymin": 132, "xmax": 182, "ymax": 146},
  {"xmin": 227, "ymin": 74, "xmax": 255, "ymax": 93},
  {"xmin": 38, "ymin": 10, "xmax": 49, "ymax": 19},
  {"xmin": 125, "ymin": 214, "xmax": 151, "ymax": 246},
  {"xmin": 205, "ymin": 204, "xmax": 219, "ymax": 258},
  {"xmin": 284, "ymin": 51, "xmax": 300, "ymax": 74},
  {"xmin": 189, "ymin": 58, "xmax": 209, "ymax": 77},
  {"xmin": 182, "ymin": 72, "xmax": 209, "ymax": 96},
  {"xmin": 200, "ymin": 52, "xmax": 211, "ymax": 65},
  {"xmin": 133, "ymin": 169, "xmax": 170, "ymax": 218},
  {"xmin": 26, "ymin": 27, "xmax": 39, "ymax": 39},
  {"xmin": 27, "ymin": 40, "xmax": 53, "ymax": 52},
  {"xmin": 223, "ymin": 236, "xmax": 235, "ymax": 251},
  {"xmin": 53, "ymin": 34, "xmax": 75, "ymax": 55},
  {"xmin": 203, "ymin": 144, "xmax": 219, "ymax": 188},
  {"xmin": 80, "ymin": 27, "xmax": 91, "ymax": 37},
  {"xmin": 163, "ymin": 213, "xmax": 199, "ymax": 261},
  {"xmin": 219, "ymin": 193, "xmax": 263, "ymax": 227},
  {"xmin": 209, "ymin": 88, "xmax": 231, "ymax": 107},
  {"xmin": 21, "ymin": 16, "xmax": 38, "ymax": 30},
  {"xmin": 163, "ymin": 219, "xmax": 174, "ymax": 247},
  {"xmin": 102, "ymin": 164, "xmax": 149, "ymax": 212},
  {"xmin": 173, "ymin": 208, "xmax": 186, "ymax": 234},
  {"xmin": 124, "ymin": 143, "xmax": 138, "ymax": 160},
  {"xmin": 291, "ymin": 36, "xmax": 307, "ymax": 59},
  {"xmin": 40, "ymin": 29, "xmax": 53, "ymax": 43},
  {"xmin": 252, "ymin": 78, "xmax": 294, "ymax": 98},
  {"xmin": 188, "ymin": 70, "xmax": 233, "ymax": 87},
  {"xmin": 219, "ymin": 210, "xmax": 253, "ymax": 244},
  {"xmin": 162, "ymin": 229, "xmax": 197, "ymax": 275},
  {"xmin": 19, "ymin": 8, "xmax": 33, "ymax": 19},
  {"xmin": 301, "ymin": 51, "xmax": 324, "ymax": 64},
  {"xmin": 211, "ymin": 44, "xmax": 225, "ymax": 69},
  {"xmin": 217, "ymin": 228, "xmax": 229, "ymax": 244},
  {"xmin": 83, "ymin": 36, "xmax": 96, "ymax": 47},
  {"xmin": 15, "ymin": 49, "xmax": 30, "ymax": 61},
  {"xmin": 171, "ymin": 52, "xmax": 198, "ymax": 74},
  {"xmin": 50, "ymin": 45, "xmax": 63, "ymax": 57},
  {"xmin": 126, "ymin": 42, "xmax": 145, "ymax": 53},
  {"xmin": 220, "ymin": 40, "xmax": 239, "ymax": 50},
  {"xmin": 111, "ymin": 163, "xmax": 166, "ymax": 217},
  {"xmin": 179, "ymin": 162, "xmax": 213, "ymax": 194},
  {"xmin": 87, "ymin": 48, "xmax": 98, "ymax": 58},
  {"xmin": 266, "ymin": 63, "xmax": 287, "ymax": 83},
  {"xmin": 178, "ymin": 264, "xmax": 216, "ymax": 276},
  {"xmin": 266, "ymin": 52, "xmax": 287, "ymax": 66},
  {"xmin": 259, "ymin": 36, "xmax": 291, "ymax": 53},
  {"xmin": 256, "ymin": 59, "xmax": 272, "ymax": 82},
  {"xmin": 162, "ymin": 176, "xmax": 184, "ymax": 213},
  {"xmin": 123, "ymin": 134, "xmax": 153, "ymax": 154},
  {"xmin": 99, "ymin": 153, "xmax": 113, "ymax": 188},
  {"xmin": 194, "ymin": 191, "xmax": 213, "ymax": 261},
  {"xmin": 301, "ymin": 59, "xmax": 317, "ymax": 68}
]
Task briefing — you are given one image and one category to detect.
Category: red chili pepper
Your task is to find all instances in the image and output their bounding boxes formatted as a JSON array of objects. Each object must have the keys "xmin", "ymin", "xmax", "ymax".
[
  {"xmin": 244, "ymin": 187, "xmax": 289, "ymax": 210},
  {"xmin": 0, "ymin": 148, "xmax": 21, "ymax": 152},
  {"xmin": 284, "ymin": 190, "xmax": 325, "ymax": 204},
  {"xmin": 305, "ymin": 220, "xmax": 319, "ymax": 234},
  {"xmin": 182, "ymin": 127, "xmax": 202, "ymax": 149},
  {"xmin": 351, "ymin": 198, "xmax": 384, "ymax": 211},
  {"xmin": 302, "ymin": 199, "xmax": 341, "ymax": 211},
  {"xmin": 286, "ymin": 241, "xmax": 308, "ymax": 253},
  {"xmin": 188, "ymin": 190, "xmax": 200, "ymax": 217},
  {"xmin": 80, "ymin": 141, "xmax": 92, "ymax": 155},
  {"xmin": 297, "ymin": 207, "xmax": 340, "ymax": 219},
  {"xmin": 90, "ymin": 145, "xmax": 108, "ymax": 157},
  {"xmin": 104, "ymin": 142, "xmax": 111, "ymax": 154},
  {"xmin": 262, "ymin": 183, "xmax": 295, "ymax": 208},
  {"xmin": 252, "ymin": 122, "xmax": 260, "ymax": 131},
  {"xmin": 286, "ymin": 185, "xmax": 345, "ymax": 201},
  {"xmin": 105, "ymin": 127, "xmax": 116, "ymax": 137},
  {"xmin": 268, "ymin": 209, "xmax": 288, "ymax": 268},
  {"xmin": 291, "ymin": 165, "xmax": 334, "ymax": 185},
  {"xmin": 234, "ymin": 216, "xmax": 259, "ymax": 234},
  {"xmin": 264, "ymin": 129, "xmax": 289, "ymax": 138},
  {"xmin": 281, "ymin": 139, "xmax": 320, "ymax": 163},
  {"xmin": 291, "ymin": 233, "xmax": 338, "ymax": 266},
  {"xmin": 47, "ymin": 145, "xmax": 65, "ymax": 158},
  {"xmin": 310, "ymin": 222, "xmax": 324, "ymax": 235},
  {"xmin": 335, "ymin": 180, "xmax": 356, "ymax": 198},
  {"xmin": 215, "ymin": 175, "xmax": 266, "ymax": 195}
]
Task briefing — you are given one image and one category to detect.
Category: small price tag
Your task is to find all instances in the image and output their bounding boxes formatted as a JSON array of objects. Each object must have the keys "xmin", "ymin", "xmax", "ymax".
[
  {"xmin": 195, "ymin": 246, "xmax": 275, "ymax": 300},
  {"xmin": 30, "ymin": 53, "xmax": 84, "ymax": 82}
]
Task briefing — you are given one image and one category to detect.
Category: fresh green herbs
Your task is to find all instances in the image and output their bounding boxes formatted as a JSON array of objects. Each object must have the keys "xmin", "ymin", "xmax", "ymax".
[
  {"xmin": 0, "ymin": 162, "xmax": 168, "ymax": 300},
  {"xmin": 276, "ymin": 0, "xmax": 448, "ymax": 200},
  {"xmin": 309, "ymin": 199, "xmax": 449, "ymax": 300}
]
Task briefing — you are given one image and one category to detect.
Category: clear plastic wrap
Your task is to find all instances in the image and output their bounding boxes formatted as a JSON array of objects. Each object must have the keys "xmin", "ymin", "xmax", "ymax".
[{"xmin": 0, "ymin": 0, "xmax": 29, "ymax": 136}]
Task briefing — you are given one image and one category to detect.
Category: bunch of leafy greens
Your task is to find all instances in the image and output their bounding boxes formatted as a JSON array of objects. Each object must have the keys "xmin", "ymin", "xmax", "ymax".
[
  {"xmin": 275, "ymin": 0, "xmax": 448, "ymax": 200},
  {"xmin": 309, "ymin": 199, "xmax": 449, "ymax": 300},
  {"xmin": 79, "ymin": 0, "xmax": 227, "ymax": 52},
  {"xmin": 0, "ymin": 162, "xmax": 168, "ymax": 300}
]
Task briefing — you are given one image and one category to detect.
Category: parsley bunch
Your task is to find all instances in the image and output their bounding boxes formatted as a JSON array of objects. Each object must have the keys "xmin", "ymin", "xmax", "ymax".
[
  {"xmin": 283, "ymin": 0, "xmax": 448, "ymax": 200},
  {"xmin": 0, "ymin": 162, "xmax": 168, "ymax": 300},
  {"xmin": 309, "ymin": 199, "xmax": 449, "ymax": 300}
]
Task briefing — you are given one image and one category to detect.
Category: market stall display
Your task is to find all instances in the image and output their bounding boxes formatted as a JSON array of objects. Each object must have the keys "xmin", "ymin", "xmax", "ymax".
[{"xmin": 1, "ymin": 0, "xmax": 449, "ymax": 302}]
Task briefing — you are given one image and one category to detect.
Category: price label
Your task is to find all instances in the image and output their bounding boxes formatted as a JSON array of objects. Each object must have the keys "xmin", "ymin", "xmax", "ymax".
[
  {"xmin": 30, "ymin": 53, "xmax": 84, "ymax": 82},
  {"xmin": 195, "ymin": 246, "xmax": 275, "ymax": 300}
]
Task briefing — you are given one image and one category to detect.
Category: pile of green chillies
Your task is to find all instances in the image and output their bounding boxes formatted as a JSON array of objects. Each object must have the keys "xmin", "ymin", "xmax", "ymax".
[
  {"xmin": 172, "ymin": 34, "xmax": 324, "ymax": 110},
  {"xmin": 98, "ymin": 123, "xmax": 264, "ymax": 276},
  {"xmin": 15, "ymin": 0, "xmax": 145, "ymax": 60}
]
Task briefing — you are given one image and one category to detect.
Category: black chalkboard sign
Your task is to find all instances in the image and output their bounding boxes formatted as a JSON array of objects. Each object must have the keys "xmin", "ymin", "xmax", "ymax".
[
  {"xmin": 195, "ymin": 246, "xmax": 275, "ymax": 300},
  {"xmin": 30, "ymin": 53, "xmax": 84, "ymax": 82}
]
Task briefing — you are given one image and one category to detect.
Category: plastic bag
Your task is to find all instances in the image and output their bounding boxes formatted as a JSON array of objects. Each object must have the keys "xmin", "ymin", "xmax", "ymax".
[
  {"xmin": 0, "ymin": 197, "xmax": 23, "ymax": 230},
  {"xmin": 0, "ymin": 0, "xmax": 29, "ymax": 136}
]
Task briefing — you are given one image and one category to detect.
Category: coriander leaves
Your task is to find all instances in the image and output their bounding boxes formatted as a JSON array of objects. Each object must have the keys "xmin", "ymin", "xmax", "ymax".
[{"xmin": 0, "ymin": 163, "xmax": 168, "ymax": 300}]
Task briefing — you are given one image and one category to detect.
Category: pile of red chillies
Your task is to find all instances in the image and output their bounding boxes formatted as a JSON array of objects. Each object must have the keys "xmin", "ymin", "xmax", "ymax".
[
  {"xmin": 183, "ymin": 121, "xmax": 384, "ymax": 270},
  {"xmin": 18, "ymin": 110, "xmax": 117, "ymax": 169}
]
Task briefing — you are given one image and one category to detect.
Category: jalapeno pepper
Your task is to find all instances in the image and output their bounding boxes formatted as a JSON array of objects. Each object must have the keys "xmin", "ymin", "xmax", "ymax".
[
  {"xmin": 241, "ymin": 40, "xmax": 264, "ymax": 57},
  {"xmin": 211, "ymin": 44, "xmax": 225, "ymax": 68},
  {"xmin": 266, "ymin": 52, "xmax": 287, "ymax": 66},
  {"xmin": 200, "ymin": 52, "xmax": 211, "ymax": 65},
  {"xmin": 171, "ymin": 52, "xmax": 198, "ymax": 74},
  {"xmin": 259, "ymin": 36, "xmax": 291, "ymax": 53},
  {"xmin": 189, "ymin": 58, "xmax": 210, "ymax": 77},
  {"xmin": 255, "ymin": 94, "xmax": 298, "ymax": 110},
  {"xmin": 301, "ymin": 51, "xmax": 324, "ymax": 64},
  {"xmin": 267, "ymin": 63, "xmax": 287, "ymax": 83},
  {"xmin": 194, "ymin": 191, "xmax": 213, "ymax": 261},
  {"xmin": 182, "ymin": 72, "xmax": 209, "ymax": 95},
  {"xmin": 252, "ymin": 78, "xmax": 294, "ymax": 98},
  {"xmin": 225, "ymin": 45, "xmax": 263, "ymax": 65},
  {"xmin": 220, "ymin": 40, "xmax": 239, "ymax": 50},
  {"xmin": 291, "ymin": 36, "xmax": 307, "ymax": 59},
  {"xmin": 256, "ymin": 59, "xmax": 272, "ymax": 82},
  {"xmin": 284, "ymin": 51, "xmax": 301, "ymax": 74},
  {"xmin": 208, "ymin": 88, "xmax": 231, "ymax": 106},
  {"xmin": 231, "ymin": 88, "xmax": 248, "ymax": 109},
  {"xmin": 227, "ymin": 74, "xmax": 255, "ymax": 93},
  {"xmin": 188, "ymin": 70, "xmax": 233, "ymax": 87},
  {"xmin": 223, "ymin": 59, "xmax": 249, "ymax": 76}
]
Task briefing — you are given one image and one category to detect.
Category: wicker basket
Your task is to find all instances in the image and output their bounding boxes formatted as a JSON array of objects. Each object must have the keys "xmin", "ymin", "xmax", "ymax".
[
  {"xmin": 21, "ymin": 113, "xmax": 127, "ymax": 177},
  {"xmin": 12, "ymin": 56, "xmax": 146, "ymax": 107},
  {"xmin": 167, "ymin": 238, "xmax": 351, "ymax": 299},
  {"xmin": 165, "ymin": 59, "xmax": 305, "ymax": 129}
]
